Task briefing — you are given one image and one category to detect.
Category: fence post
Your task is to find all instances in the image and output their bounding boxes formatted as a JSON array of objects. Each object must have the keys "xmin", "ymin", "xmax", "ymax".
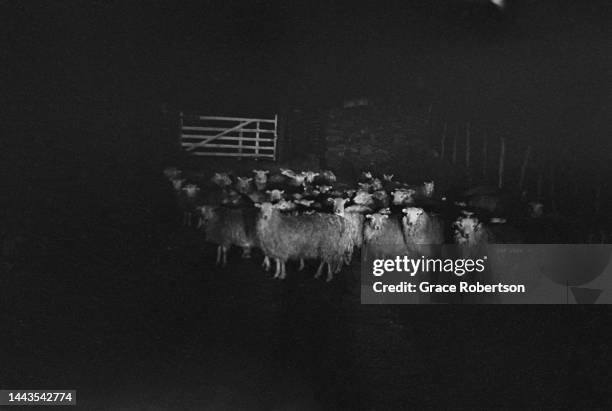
[
  {"xmin": 482, "ymin": 133, "xmax": 488, "ymax": 179},
  {"xmin": 498, "ymin": 137, "xmax": 505, "ymax": 189},
  {"xmin": 452, "ymin": 127, "xmax": 457, "ymax": 165},
  {"xmin": 255, "ymin": 120, "xmax": 260, "ymax": 159},
  {"xmin": 519, "ymin": 145, "xmax": 531, "ymax": 192},
  {"xmin": 465, "ymin": 122, "xmax": 470, "ymax": 169},
  {"xmin": 440, "ymin": 122, "xmax": 447, "ymax": 160}
]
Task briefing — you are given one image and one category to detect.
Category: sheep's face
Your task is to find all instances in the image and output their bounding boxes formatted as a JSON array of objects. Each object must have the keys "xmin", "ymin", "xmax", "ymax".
[
  {"xmin": 252, "ymin": 169, "xmax": 269, "ymax": 183},
  {"xmin": 295, "ymin": 199, "xmax": 314, "ymax": 207},
  {"xmin": 172, "ymin": 178, "xmax": 185, "ymax": 191},
  {"xmin": 317, "ymin": 185, "xmax": 332, "ymax": 194},
  {"xmin": 236, "ymin": 177, "xmax": 253, "ymax": 193},
  {"xmin": 322, "ymin": 170, "xmax": 336, "ymax": 182},
  {"xmin": 276, "ymin": 199, "xmax": 296, "ymax": 211},
  {"xmin": 358, "ymin": 182, "xmax": 372, "ymax": 191},
  {"xmin": 266, "ymin": 189, "xmax": 284, "ymax": 202},
  {"xmin": 528, "ymin": 202, "xmax": 544, "ymax": 218},
  {"xmin": 303, "ymin": 171, "xmax": 319, "ymax": 183},
  {"xmin": 372, "ymin": 190, "xmax": 388, "ymax": 201},
  {"xmin": 255, "ymin": 202, "xmax": 276, "ymax": 220},
  {"xmin": 163, "ymin": 167, "xmax": 181, "ymax": 180},
  {"xmin": 198, "ymin": 205, "xmax": 215, "ymax": 222},
  {"xmin": 353, "ymin": 191, "xmax": 373, "ymax": 205},
  {"xmin": 361, "ymin": 171, "xmax": 373, "ymax": 180},
  {"xmin": 331, "ymin": 197, "xmax": 349, "ymax": 215},
  {"xmin": 280, "ymin": 168, "xmax": 295, "ymax": 178},
  {"xmin": 383, "ymin": 174, "xmax": 394, "ymax": 182},
  {"xmin": 345, "ymin": 189, "xmax": 357, "ymax": 198},
  {"xmin": 183, "ymin": 184, "xmax": 200, "ymax": 197},
  {"xmin": 371, "ymin": 178, "xmax": 383, "ymax": 191},
  {"xmin": 211, "ymin": 172, "xmax": 232, "ymax": 187},
  {"xmin": 423, "ymin": 181, "xmax": 435, "ymax": 197},
  {"xmin": 293, "ymin": 173, "xmax": 306, "ymax": 185},
  {"xmin": 392, "ymin": 189, "xmax": 415, "ymax": 205},
  {"xmin": 366, "ymin": 213, "xmax": 388, "ymax": 231},
  {"xmin": 402, "ymin": 207, "xmax": 424, "ymax": 227},
  {"xmin": 453, "ymin": 215, "xmax": 480, "ymax": 242}
]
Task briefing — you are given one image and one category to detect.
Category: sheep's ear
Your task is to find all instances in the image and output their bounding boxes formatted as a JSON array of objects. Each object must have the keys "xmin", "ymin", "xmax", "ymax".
[
  {"xmin": 254, "ymin": 203, "xmax": 262, "ymax": 208},
  {"xmin": 280, "ymin": 190, "xmax": 284, "ymax": 194},
  {"xmin": 366, "ymin": 214, "xmax": 373, "ymax": 219},
  {"xmin": 266, "ymin": 190, "xmax": 271, "ymax": 193},
  {"xmin": 382, "ymin": 214, "xmax": 389, "ymax": 219}
]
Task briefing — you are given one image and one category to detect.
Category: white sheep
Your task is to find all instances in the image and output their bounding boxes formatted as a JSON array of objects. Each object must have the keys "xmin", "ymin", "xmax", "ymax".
[{"xmin": 198, "ymin": 205, "xmax": 257, "ymax": 266}]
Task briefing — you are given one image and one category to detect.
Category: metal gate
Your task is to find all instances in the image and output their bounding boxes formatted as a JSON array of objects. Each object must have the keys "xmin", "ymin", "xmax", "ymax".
[{"xmin": 180, "ymin": 113, "xmax": 278, "ymax": 160}]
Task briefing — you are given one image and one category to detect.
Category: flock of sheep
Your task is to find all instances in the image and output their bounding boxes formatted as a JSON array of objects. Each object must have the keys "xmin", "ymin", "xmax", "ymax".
[{"xmin": 162, "ymin": 165, "xmax": 553, "ymax": 282}]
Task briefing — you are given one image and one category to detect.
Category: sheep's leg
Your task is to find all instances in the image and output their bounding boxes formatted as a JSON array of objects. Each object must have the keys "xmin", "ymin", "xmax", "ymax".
[
  {"xmin": 241, "ymin": 247, "xmax": 252, "ymax": 259},
  {"xmin": 334, "ymin": 259, "xmax": 342, "ymax": 274},
  {"xmin": 280, "ymin": 261, "xmax": 287, "ymax": 280},
  {"xmin": 221, "ymin": 246, "xmax": 228, "ymax": 267},
  {"xmin": 274, "ymin": 258, "xmax": 281, "ymax": 278},
  {"xmin": 326, "ymin": 261, "xmax": 334, "ymax": 282},
  {"xmin": 262, "ymin": 256, "xmax": 270, "ymax": 271},
  {"xmin": 298, "ymin": 258, "xmax": 305, "ymax": 271},
  {"xmin": 314, "ymin": 261, "xmax": 325, "ymax": 279},
  {"xmin": 215, "ymin": 245, "xmax": 222, "ymax": 265}
]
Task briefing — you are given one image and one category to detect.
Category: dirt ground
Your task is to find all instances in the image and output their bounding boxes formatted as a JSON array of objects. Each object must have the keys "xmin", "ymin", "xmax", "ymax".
[{"xmin": 2, "ymin": 166, "xmax": 612, "ymax": 410}]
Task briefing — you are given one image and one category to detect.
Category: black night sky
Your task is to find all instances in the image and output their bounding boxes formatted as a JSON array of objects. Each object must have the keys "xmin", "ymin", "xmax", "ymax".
[{"xmin": 4, "ymin": 0, "xmax": 611, "ymax": 169}]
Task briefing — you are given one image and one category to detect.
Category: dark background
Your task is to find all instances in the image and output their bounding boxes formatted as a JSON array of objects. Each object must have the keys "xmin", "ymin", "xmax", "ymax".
[{"xmin": 2, "ymin": 1, "xmax": 612, "ymax": 409}]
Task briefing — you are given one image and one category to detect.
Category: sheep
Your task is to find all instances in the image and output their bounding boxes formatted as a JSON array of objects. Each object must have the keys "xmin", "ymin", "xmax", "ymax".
[
  {"xmin": 266, "ymin": 189, "xmax": 285, "ymax": 202},
  {"xmin": 392, "ymin": 188, "xmax": 416, "ymax": 206},
  {"xmin": 332, "ymin": 198, "xmax": 366, "ymax": 264},
  {"xmin": 255, "ymin": 203, "xmax": 350, "ymax": 281},
  {"xmin": 178, "ymin": 183, "xmax": 203, "ymax": 226},
  {"xmin": 252, "ymin": 169, "xmax": 269, "ymax": 191},
  {"xmin": 197, "ymin": 205, "xmax": 257, "ymax": 266},
  {"xmin": 363, "ymin": 211, "xmax": 408, "ymax": 260},
  {"xmin": 372, "ymin": 190, "xmax": 390, "ymax": 209},
  {"xmin": 163, "ymin": 166, "xmax": 182, "ymax": 181},
  {"xmin": 235, "ymin": 177, "xmax": 253, "ymax": 194},
  {"xmin": 211, "ymin": 172, "xmax": 233, "ymax": 188},
  {"xmin": 320, "ymin": 170, "xmax": 337, "ymax": 184},
  {"xmin": 401, "ymin": 207, "xmax": 445, "ymax": 262},
  {"xmin": 302, "ymin": 171, "xmax": 319, "ymax": 184},
  {"xmin": 353, "ymin": 190, "xmax": 375, "ymax": 208}
]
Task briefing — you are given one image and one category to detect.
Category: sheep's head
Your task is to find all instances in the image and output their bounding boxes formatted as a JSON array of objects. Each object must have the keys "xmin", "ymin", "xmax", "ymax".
[
  {"xmin": 358, "ymin": 182, "xmax": 372, "ymax": 191},
  {"xmin": 361, "ymin": 171, "xmax": 373, "ymax": 180},
  {"xmin": 392, "ymin": 189, "xmax": 415, "ymax": 205},
  {"xmin": 366, "ymin": 213, "xmax": 388, "ymax": 231},
  {"xmin": 453, "ymin": 214, "xmax": 481, "ymax": 243},
  {"xmin": 402, "ymin": 207, "xmax": 424, "ymax": 227},
  {"xmin": 183, "ymin": 184, "xmax": 200, "ymax": 197},
  {"xmin": 371, "ymin": 178, "xmax": 383, "ymax": 191},
  {"xmin": 322, "ymin": 170, "xmax": 337, "ymax": 182},
  {"xmin": 235, "ymin": 177, "xmax": 253, "ymax": 193},
  {"xmin": 252, "ymin": 169, "xmax": 269, "ymax": 181},
  {"xmin": 198, "ymin": 205, "xmax": 216, "ymax": 222},
  {"xmin": 303, "ymin": 170, "xmax": 319, "ymax": 183},
  {"xmin": 172, "ymin": 178, "xmax": 185, "ymax": 191},
  {"xmin": 266, "ymin": 189, "xmax": 285, "ymax": 201},
  {"xmin": 254, "ymin": 202, "xmax": 276, "ymax": 220},
  {"xmin": 280, "ymin": 168, "xmax": 295, "ymax": 178},
  {"xmin": 383, "ymin": 174, "xmax": 394, "ymax": 182},
  {"xmin": 423, "ymin": 181, "xmax": 435, "ymax": 197},
  {"xmin": 528, "ymin": 201, "xmax": 544, "ymax": 218},
  {"xmin": 317, "ymin": 185, "xmax": 332, "ymax": 194},
  {"xmin": 163, "ymin": 167, "xmax": 181, "ymax": 180},
  {"xmin": 211, "ymin": 172, "xmax": 232, "ymax": 187},
  {"xmin": 353, "ymin": 191, "xmax": 374, "ymax": 205},
  {"xmin": 330, "ymin": 197, "xmax": 349, "ymax": 215}
]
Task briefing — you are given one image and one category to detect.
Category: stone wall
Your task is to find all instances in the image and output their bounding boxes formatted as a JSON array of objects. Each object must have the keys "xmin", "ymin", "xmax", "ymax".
[{"xmin": 323, "ymin": 103, "xmax": 439, "ymax": 182}]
